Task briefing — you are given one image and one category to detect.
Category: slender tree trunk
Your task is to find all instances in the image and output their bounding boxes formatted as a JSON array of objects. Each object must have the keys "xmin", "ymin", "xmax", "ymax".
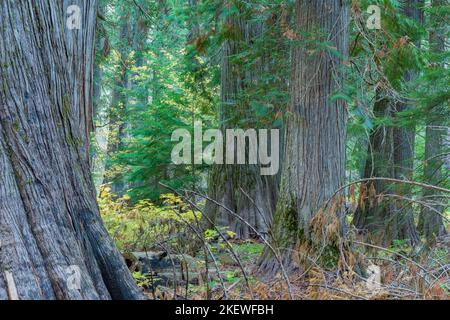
[
  {"xmin": 420, "ymin": 125, "xmax": 447, "ymax": 241},
  {"xmin": 131, "ymin": 8, "xmax": 149, "ymax": 110},
  {"xmin": 93, "ymin": 65, "xmax": 103, "ymax": 123},
  {"xmin": 260, "ymin": 0, "xmax": 349, "ymax": 272},
  {"xmin": 354, "ymin": 0, "xmax": 424, "ymax": 245},
  {"xmin": 419, "ymin": 0, "xmax": 447, "ymax": 242},
  {"xmin": 0, "ymin": 1, "xmax": 142, "ymax": 300},
  {"xmin": 391, "ymin": 0, "xmax": 424, "ymax": 245},
  {"xmin": 103, "ymin": 10, "xmax": 132, "ymax": 193},
  {"xmin": 353, "ymin": 92, "xmax": 397, "ymax": 244},
  {"xmin": 92, "ymin": 3, "xmax": 109, "ymax": 122}
]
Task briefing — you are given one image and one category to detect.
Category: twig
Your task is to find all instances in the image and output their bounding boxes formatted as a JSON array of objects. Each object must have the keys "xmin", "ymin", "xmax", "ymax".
[
  {"xmin": 325, "ymin": 177, "xmax": 450, "ymax": 211},
  {"xmin": 161, "ymin": 199, "xmax": 228, "ymax": 299},
  {"xmin": 354, "ymin": 241, "xmax": 436, "ymax": 285}
]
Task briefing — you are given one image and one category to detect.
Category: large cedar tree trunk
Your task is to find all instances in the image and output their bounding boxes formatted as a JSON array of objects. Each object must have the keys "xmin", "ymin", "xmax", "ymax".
[
  {"xmin": 0, "ymin": 1, "xmax": 142, "ymax": 300},
  {"xmin": 260, "ymin": 0, "xmax": 349, "ymax": 271}
]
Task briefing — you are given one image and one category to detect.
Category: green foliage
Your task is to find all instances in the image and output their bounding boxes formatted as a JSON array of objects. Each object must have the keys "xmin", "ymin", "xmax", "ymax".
[
  {"xmin": 235, "ymin": 242, "xmax": 264, "ymax": 255},
  {"xmin": 204, "ymin": 228, "xmax": 219, "ymax": 241},
  {"xmin": 99, "ymin": 186, "xmax": 201, "ymax": 252},
  {"xmin": 93, "ymin": 0, "xmax": 294, "ymax": 200},
  {"xmin": 132, "ymin": 271, "xmax": 154, "ymax": 288},
  {"xmin": 224, "ymin": 270, "xmax": 240, "ymax": 282}
]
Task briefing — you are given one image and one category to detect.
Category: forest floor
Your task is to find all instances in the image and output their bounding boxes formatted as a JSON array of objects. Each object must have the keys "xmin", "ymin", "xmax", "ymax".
[
  {"xmin": 135, "ymin": 239, "xmax": 449, "ymax": 300},
  {"xmin": 99, "ymin": 188, "xmax": 450, "ymax": 300},
  {"xmin": 99, "ymin": 188, "xmax": 449, "ymax": 300}
]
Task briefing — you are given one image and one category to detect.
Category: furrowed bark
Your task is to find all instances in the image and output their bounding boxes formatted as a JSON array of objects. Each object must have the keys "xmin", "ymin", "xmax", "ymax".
[{"xmin": 0, "ymin": 0, "xmax": 142, "ymax": 300}]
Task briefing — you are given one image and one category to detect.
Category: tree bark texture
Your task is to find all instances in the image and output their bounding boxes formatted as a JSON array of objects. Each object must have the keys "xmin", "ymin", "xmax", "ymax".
[{"xmin": 0, "ymin": 0, "xmax": 142, "ymax": 300}]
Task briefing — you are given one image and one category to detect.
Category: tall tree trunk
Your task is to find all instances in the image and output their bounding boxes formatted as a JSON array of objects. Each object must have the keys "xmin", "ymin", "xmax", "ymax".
[
  {"xmin": 103, "ymin": 10, "xmax": 132, "ymax": 193},
  {"xmin": 391, "ymin": 0, "xmax": 424, "ymax": 245},
  {"xmin": 260, "ymin": 0, "xmax": 349, "ymax": 272},
  {"xmin": 131, "ymin": 6, "xmax": 149, "ymax": 110},
  {"xmin": 420, "ymin": 125, "xmax": 447, "ymax": 241},
  {"xmin": 93, "ymin": 62, "xmax": 103, "ymax": 123},
  {"xmin": 205, "ymin": 6, "xmax": 279, "ymax": 239},
  {"xmin": 353, "ymin": 92, "xmax": 397, "ymax": 244},
  {"xmin": 419, "ymin": 0, "xmax": 447, "ymax": 242},
  {"xmin": 91, "ymin": 3, "xmax": 109, "ymax": 175},
  {"xmin": 0, "ymin": 1, "xmax": 142, "ymax": 300},
  {"xmin": 354, "ymin": 0, "xmax": 424, "ymax": 245},
  {"xmin": 92, "ymin": 3, "xmax": 109, "ymax": 123}
]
